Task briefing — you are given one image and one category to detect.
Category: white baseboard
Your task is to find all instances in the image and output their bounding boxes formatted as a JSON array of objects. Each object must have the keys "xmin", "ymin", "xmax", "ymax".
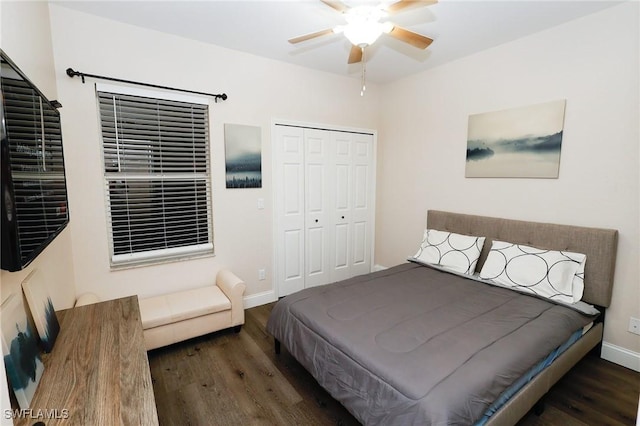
[
  {"xmin": 373, "ymin": 264, "xmax": 389, "ymax": 272},
  {"xmin": 243, "ymin": 290, "xmax": 277, "ymax": 309},
  {"xmin": 601, "ymin": 341, "xmax": 640, "ymax": 372}
]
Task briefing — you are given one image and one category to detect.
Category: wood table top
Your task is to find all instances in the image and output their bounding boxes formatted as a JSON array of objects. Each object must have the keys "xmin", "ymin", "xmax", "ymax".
[{"xmin": 15, "ymin": 296, "xmax": 159, "ymax": 425}]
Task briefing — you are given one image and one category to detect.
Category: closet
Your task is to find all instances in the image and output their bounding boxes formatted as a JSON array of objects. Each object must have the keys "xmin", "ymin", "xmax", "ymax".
[{"xmin": 273, "ymin": 123, "xmax": 375, "ymax": 297}]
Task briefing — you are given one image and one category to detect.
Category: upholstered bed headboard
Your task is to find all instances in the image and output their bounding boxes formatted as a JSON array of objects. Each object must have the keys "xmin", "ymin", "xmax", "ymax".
[{"xmin": 427, "ymin": 210, "xmax": 619, "ymax": 307}]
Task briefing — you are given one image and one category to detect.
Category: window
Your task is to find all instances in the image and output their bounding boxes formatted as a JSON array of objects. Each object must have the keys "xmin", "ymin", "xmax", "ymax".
[{"xmin": 97, "ymin": 84, "xmax": 213, "ymax": 267}]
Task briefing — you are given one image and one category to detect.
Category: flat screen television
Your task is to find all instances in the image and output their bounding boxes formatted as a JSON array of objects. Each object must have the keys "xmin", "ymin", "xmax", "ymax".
[{"xmin": 1, "ymin": 50, "xmax": 70, "ymax": 271}]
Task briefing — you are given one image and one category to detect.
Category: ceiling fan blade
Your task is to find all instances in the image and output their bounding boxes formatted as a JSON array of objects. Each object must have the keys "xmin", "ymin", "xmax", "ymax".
[
  {"xmin": 386, "ymin": 0, "xmax": 438, "ymax": 15},
  {"xmin": 387, "ymin": 25, "xmax": 433, "ymax": 49},
  {"xmin": 348, "ymin": 45, "xmax": 363, "ymax": 64},
  {"xmin": 288, "ymin": 28, "xmax": 335, "ymax": 44},
  {"xmin": 321, "ymin": 0, "xmax": 350, "ymax": 13}
]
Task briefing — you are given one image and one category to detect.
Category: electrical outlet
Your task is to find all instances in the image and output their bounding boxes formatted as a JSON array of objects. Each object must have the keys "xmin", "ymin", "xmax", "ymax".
[
  {"xmin": 629, "ymin": 317, "xmax": 640, "ymax": 335},
  {"xmin": 258, "ymin": 269, "xmax": 266, "ymax": 280}
]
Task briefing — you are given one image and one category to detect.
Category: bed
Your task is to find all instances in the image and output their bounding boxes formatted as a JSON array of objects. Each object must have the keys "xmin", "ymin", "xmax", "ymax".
[{"xmin": 266, "ymin": 211, "xmax": 618, "ymax": 425}]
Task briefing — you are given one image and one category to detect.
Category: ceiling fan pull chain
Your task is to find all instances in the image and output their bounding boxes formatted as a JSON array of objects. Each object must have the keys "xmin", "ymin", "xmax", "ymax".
[{"xmin": 360, "ymin": 46, "xmax": 366, "ymax": 96}]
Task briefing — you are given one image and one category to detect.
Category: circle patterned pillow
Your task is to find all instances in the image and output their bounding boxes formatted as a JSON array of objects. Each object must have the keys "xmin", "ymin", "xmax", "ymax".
[
  {"xmin": 480, "ymin": 240, "xmax": 586, "ymax": 304},
  {"xmin": 412, "ymin": 229, "xmax": 485, "ymax": 274}
]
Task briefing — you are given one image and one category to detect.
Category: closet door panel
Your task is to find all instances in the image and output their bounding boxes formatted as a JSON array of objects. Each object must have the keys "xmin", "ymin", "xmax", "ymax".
[
  {"xmin": 350, "ymin": 133, "xmax": 373, "ymax": 276},
  {"xmin": 330, "ymin": 132, "xmax": 352, "ymax": 282},
  {"xmin": 283, "ymin": 164, "xmax": 302, "ymax": 215},
  {"xmin": 353, "ymin": 221, "xmax": 367, "ymax": 266},
  {"xmin": 275, "ymin": 126, "xmax": 305, "ymax": 296},
  {"xmin": 333, "ymin": 222, "xmax": 349, "ymax": 273},
  {"xmin": 307, "ymin": 164, "xmax": 325, "ymax": 213},
  {"xmin": 304, "ymin": 129, "xmax": 331, "ymax": 288},
  {"xmin": 307, "ymin": 227, "xmax": 325, "ymax": 276},
  {"xmin": 335, "ymin": 164, "xmax": 350, "ymax": 211},
  {"xmin": 284, "ymin": 230, "xmax": 303, "ymax": 279},
  {"xmin": 333, "ymin": 162, "xmax": 351, "ymax": 279}
]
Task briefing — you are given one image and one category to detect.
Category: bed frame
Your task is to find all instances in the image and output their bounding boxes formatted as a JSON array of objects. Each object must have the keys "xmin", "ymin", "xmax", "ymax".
[
  {"xmin": 272, "ymin": 210, "xmax": 618, "ymax": 425},
  {"xmin": 426, "ymin": 210, "xmax": 618, "ymax": 425}
]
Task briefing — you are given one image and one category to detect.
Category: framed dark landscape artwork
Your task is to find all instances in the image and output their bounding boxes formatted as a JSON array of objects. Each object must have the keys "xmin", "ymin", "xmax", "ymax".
[
  {"xmin": 465, "ymin": 99, "xmax": 567, "ymax": 178},
  {"xmin": 22, "ymin": 269, "xmax": 60, "ymax": 353},
  {"xmin": 224, "ymin": 124, "xmax": 262, "ymax": 188},
  {"xmin": 1, "ymin": 292, "xmax": 45, "ymax": 408}
]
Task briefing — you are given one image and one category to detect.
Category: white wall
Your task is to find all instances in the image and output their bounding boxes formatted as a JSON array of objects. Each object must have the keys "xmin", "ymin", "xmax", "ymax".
[
  {"xmin": 0, "ymin": 3, "xmax": 77, "ymax": 311},
  {"xmin": 1, "ymin": 1, "xmax": 57, "ymax": 99},
  {"xmin": 47, "ymin": 5, "xmax": 380, "ymax": 304},
  {"xmin": 4, "ymin": 1, "xmax": 637, "ymax": 373},
  {"xmin": 376, "ymin": 3, "xmax": 639, "ymax": 360},
  {"xmin": 0, "ymin": 1, "xmax": 78, "ymax": 421}
]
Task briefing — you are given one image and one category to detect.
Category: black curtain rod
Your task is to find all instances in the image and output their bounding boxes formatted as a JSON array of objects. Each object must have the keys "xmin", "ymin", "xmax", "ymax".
[{"xmin": 66, "ymin": 68, "xmax": 228, "ymax": 102}]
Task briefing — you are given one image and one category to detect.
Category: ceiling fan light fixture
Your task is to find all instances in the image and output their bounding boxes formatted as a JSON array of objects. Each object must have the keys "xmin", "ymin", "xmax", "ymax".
[
  {"xmin": 343, "ymin": 6, "xmax": 385, "ymax": 47},
  {"xmin": 344, "ymin": 23, "xmax": 383, "ymax": 46},
  {"xmin": 381, "ymin": 21, "xmax": 395, "ymax": 34}
]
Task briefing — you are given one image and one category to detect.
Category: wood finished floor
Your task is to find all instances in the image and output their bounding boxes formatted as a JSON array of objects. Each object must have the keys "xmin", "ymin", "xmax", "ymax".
[{"xmin": 147, "ymin": 303, "xmax": 640, "ymax": 425}]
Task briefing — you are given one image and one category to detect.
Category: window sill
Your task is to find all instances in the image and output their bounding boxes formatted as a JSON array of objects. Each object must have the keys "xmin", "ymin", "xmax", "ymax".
[{"xmin": 109, "ymin": 250, "xmax": 215, "ymax": 271}]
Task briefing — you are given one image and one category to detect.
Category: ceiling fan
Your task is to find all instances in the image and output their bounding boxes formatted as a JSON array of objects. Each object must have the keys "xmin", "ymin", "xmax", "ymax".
[{"xmin": 289, "ymin": 0, "xmax": 437, "ymax": 65}]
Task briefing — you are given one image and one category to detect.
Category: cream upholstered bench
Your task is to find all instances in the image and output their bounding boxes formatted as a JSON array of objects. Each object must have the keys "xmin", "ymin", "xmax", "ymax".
[{"xmin": 138, "ymin": 269, "xmax": 246, "ymax": 351}]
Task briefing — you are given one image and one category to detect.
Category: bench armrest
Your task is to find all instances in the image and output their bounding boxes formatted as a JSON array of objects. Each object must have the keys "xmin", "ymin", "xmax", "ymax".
[
  {"xmin": 75, "ymin": 292, "xmax": 101, "ymax": 307},
  {"xmin": 216, "ymin": 269, "xmax": 246, "ymax": 326}
]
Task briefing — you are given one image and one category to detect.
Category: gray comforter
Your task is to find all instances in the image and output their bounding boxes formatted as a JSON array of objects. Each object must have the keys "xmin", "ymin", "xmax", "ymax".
[{"xmin": 266, "ymin": 263, "xmax": 595, "ymax": 425}]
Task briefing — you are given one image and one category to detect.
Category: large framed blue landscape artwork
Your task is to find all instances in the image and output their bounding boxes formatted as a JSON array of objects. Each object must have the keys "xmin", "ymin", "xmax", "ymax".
[
  {"xmin": 465, "ymin": 100, "xmax": 566, "ymax": 178},
  {"xmin": 22, "ymin": 269, "xmax": 60, "ymax": 353},
  {"xmin": 1, "ymin": 293, "xmax": 45, "ymax": 409}
]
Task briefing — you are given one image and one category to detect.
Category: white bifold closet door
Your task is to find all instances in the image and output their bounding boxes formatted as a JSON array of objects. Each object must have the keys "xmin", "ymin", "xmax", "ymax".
[{"xmin": 274, "ymin": 124, "xmax": 374, "ymax": 297}]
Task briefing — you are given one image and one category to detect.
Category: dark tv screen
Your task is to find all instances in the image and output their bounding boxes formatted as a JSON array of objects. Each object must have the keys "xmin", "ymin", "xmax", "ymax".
[{"xmin": 1, "ymin": 50, "xmax": 70, "ymax": 271}]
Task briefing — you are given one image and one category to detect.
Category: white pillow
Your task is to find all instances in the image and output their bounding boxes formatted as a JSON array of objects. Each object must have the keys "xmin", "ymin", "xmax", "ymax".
[
  {"xmin": 412, "ymin": 229, "xmax": 485, "ymax": 274},
  {"xmin": 572, "ymin": 256, "xmax": 586, "ymax": 303},
  {"xmin": 479, "ymin": 240, "xmax": 586, "ymax": 304}
]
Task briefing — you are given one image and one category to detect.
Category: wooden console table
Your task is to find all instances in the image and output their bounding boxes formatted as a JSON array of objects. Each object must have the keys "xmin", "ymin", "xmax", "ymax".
[{"xmin": 15, "ymin": 296, "xmax": 159, "ymax": 425}]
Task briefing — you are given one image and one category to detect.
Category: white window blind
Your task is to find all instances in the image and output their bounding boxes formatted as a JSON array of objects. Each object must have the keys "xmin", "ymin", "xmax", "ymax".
[{"xmin": 97, "ymin": 86, "xmax": 213, "ymax": 267}]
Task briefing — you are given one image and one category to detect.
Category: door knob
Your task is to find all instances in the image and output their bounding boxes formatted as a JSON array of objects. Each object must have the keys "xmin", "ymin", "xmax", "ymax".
[
  {"xmin": 315, "ymin": 219, "xmax": 318, "ymax": 223},
  {"xmin": 341, "ymin": 216, "xmax": 345, "ymax": 219}
]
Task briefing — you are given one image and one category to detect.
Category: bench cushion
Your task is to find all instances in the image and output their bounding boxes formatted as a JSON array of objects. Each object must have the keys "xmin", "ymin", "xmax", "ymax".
[{"xmin": 139, "ymin": 286, "xmax": 231, "ymax": 329}]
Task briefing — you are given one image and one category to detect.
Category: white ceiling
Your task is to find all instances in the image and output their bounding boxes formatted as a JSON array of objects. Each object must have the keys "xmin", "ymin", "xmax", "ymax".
[{"xmin": 53, "ymin": 0, "xmax": 622, "ymax": 84}]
